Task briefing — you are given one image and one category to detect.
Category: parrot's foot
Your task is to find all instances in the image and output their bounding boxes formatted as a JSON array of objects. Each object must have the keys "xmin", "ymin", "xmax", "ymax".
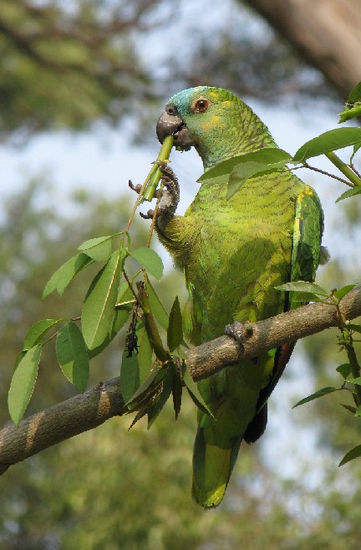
[
  {"xmin": 129, "ymin": 164, "xmax": 179, "ymax": 230},
  {"xmin": 224, "ymin": 321, "xmax": 254, "ymax": 345},
  {"xmin": 154, "ymin": 161, "xmax": 180, "ymax": 232}
]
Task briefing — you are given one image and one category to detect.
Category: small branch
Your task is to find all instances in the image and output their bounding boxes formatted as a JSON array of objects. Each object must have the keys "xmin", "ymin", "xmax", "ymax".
[
  {"xmin": 296, "ymin": 162, "xmax": 354, "ymax": 188},
  {"xmin": 326, "ymin": 151, "xmax": 361, "ymax": 187},
  {"xmin": 1, "ymin": 286, "xmax": 361, "ymax": 474}
]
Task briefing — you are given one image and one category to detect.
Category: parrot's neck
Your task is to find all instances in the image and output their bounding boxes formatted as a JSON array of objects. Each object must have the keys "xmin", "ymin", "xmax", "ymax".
[{"xmin": 195, "ymin": 107, "xmax": 277, "ymax": 170}]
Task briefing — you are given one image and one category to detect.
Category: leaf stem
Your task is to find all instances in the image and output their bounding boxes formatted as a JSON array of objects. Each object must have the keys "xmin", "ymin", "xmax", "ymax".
[
  {"xmin": 325, "ymin": 151, "xmax": 361, "ymax": 187},
  {"xmin": 122, "ymin": 269, "xmax": 140, "ymax": 305},
  {"xmin": 143, "ymin": 136, "xmax": 173, "ymax": 202},
  {"xmin": 336, "ymin": 302, "xmax": 361, "ymax": 405},
  {"xmin": 345, "ymin": 339, "xmax": 361, "ymax": 406}
]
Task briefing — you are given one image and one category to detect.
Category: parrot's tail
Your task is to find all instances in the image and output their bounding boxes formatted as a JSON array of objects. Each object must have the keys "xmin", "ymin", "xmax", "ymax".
[
  {"xmin": 192, "ymin": 427, "xmax": 241, "ymax": 508},
  {"xmin": 192, "ymin": 405, "xmax": 268, "ymax": 508}
]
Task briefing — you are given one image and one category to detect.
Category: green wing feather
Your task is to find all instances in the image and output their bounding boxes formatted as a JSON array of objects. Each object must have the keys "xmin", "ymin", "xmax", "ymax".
[
  {"xmin": 290, "ymin": 185, "xmax": 323, "ymax": 305},
  {"xmin": 249, "ymin": 183, "xmax": 324, "ymax": 426}
]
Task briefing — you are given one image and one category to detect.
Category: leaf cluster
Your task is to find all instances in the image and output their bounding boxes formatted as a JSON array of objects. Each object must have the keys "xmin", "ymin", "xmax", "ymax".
[
  {"xmin": 276, "ymin": 280, "xmax": 361, "ymax": 466},
  {"xmin": 8, "ymin": 166, "xmax": 209, "ymax": 430}
]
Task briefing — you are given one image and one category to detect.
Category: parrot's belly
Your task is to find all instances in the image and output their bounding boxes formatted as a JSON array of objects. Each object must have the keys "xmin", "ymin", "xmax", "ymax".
[{"xmin": 185, "ymin": 179, "xmax": 297, "ymax": 343}]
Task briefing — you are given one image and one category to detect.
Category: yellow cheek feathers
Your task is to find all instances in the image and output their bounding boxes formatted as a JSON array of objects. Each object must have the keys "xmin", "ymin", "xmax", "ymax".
[{"xmin": 199, "ymin": 114, "xmax": 222, "ymax": 131}]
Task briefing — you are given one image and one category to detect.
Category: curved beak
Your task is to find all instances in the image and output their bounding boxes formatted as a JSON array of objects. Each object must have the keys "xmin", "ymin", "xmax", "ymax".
[{"xmin": 156, "ymin": 105, "xmax": 193, "ymax": 150}]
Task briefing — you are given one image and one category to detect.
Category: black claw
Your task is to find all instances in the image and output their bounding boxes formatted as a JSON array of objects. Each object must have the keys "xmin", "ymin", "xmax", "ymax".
[
  {"xmin": 225, "ymin": 321, "xmax": 244, "ymax": 344},
  {"xmin": 225, "ymin": 321, "xmax": 254, "ymax": 345},
  {"xmin": 128, "ymin": 180, "xmax": 142, "ymax": 194},
  {"xmin": 139, "ymin": 209, "xmax": 154, "ymax": 220},
  {"xmin": 156, "ymin": 161, "xmax": 176, "ymax": 180}
]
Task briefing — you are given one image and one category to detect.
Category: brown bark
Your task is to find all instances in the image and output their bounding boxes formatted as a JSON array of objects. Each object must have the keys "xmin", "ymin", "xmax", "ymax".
[
  {"xmin": 1, "ymin": 285, "xmax": 361, "ymax": 475},
  {"xmin": 244, "ymin": 0, "xmax": 361, "ymax": 99}
]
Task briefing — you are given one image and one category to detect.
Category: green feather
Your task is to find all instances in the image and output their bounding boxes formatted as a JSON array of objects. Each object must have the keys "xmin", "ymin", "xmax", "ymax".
[{"xmin": 157, "ymin": 87, "xmax": 323, "ymax": 508}]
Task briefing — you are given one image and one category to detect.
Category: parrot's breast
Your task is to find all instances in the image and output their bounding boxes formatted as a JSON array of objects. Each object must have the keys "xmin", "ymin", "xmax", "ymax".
[{"xmin": 184, "ymin": 171, "xmax": 304, "ymax": 344}]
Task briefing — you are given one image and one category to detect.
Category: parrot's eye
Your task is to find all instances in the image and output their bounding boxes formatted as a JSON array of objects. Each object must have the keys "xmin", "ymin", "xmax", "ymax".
[{"xmin": 193, "ymin": 98, "xmax": 210, "ymax": 113}]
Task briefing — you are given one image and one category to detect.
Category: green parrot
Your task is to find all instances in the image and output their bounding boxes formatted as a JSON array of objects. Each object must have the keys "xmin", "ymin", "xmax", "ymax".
[{"xmin": 152, "ymin": 86, "xmax": 323, "ymax": 508}]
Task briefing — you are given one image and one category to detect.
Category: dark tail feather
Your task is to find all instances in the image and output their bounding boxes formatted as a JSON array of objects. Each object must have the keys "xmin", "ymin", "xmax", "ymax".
[{"xmin": 244, "ymin": 404, "xmax": 268, "ymax": 443}]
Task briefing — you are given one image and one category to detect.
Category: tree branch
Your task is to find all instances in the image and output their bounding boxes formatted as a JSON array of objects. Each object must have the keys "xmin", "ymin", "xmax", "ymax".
[
  {"xmin": 243, "ymin": 0, "xmax": 361, "ymax": 99},
  {"xmin": 1, "ymin": 285, "xmax": 361, "ymax": 475},
  {"xmin": 0, "ymin": 378, "xmax": 126, "ymax": 475}
]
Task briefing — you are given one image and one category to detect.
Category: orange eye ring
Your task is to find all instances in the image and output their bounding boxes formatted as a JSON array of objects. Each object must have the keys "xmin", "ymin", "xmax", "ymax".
[{"xmin": 193, "ymin": 98, "xmax": 210, "ymax": 113}]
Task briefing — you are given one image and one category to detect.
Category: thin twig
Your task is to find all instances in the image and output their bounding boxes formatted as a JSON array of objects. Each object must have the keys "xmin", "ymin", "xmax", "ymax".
[
  {"xmin": 122, "ymin": 269, "xmax": 139, "ymax": 305},
  {"xmin": 290, "ymin": 163, "xmax": 354, "ymax": 187},
  {"xmin": 350, "ymin": 162, "xmax": 361, "ymax": 179}
]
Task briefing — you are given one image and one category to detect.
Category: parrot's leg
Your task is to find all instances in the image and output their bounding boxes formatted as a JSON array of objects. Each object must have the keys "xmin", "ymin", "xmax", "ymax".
[
  {"xmin": 154, "ymin": 162, "xmax": 180, "ymax": 231},
  {"xmin": 225, "ymin": 321, "xmax": 254, "ymax": 345}
]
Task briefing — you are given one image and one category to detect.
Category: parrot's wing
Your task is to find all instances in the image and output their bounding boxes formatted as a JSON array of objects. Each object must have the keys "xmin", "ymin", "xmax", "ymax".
[
  {"xmin": 290, "ymin": 185, "xmax": 324, "ymax": 305},
  {"xmin": 244, "ymin": 184, "xmax": 324, "ymax": 443}
]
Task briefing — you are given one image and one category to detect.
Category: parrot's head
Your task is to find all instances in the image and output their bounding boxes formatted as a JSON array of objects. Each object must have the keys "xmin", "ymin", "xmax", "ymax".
[{"xmin": 156, "ymin": 86, "xmax": 275, "ymax": 169}]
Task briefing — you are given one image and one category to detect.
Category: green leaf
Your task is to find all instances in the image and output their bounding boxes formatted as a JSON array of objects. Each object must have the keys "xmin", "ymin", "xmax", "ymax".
[
  {"xmin": 43, "ymin": 252, "xmax": 93, "ymax": 298},
  {"xmin": 126, "ymin": 366, "xmax": 168, "ymax": 410},
  {"xmin": 336, "ymin": 363, "xmax": 352, "ymax": 379},
  {"xmin": 88, "ymin": 284, "xmax": 133, "ymax": 359},
  {"xmin": 335, "ymin": 186, "xmax": 361, "ymax": 203},
  {"xmin": 24, "ymin": 318, "xmax": 64, "ymax": 350},
  {"xmin": 333, "ymin": 284, "xmax": 356, "ymax": 300},
  {"xmin": 339, "ymin": 83, "xmax": 361, "ymax": 122},
  {"xmin": 171, "ymin": 361, "xmax": 182, "ymax": 419},
  {"xmin": 8, "ymin": 345, "xmax": 42, "ymax": 424},
  {"xmin": 339, "ymin": 444, "xmax": 361, "ymax": 466},
  {"xmin": 355, "ymin": 406, "xmax": 361, "ymax": 417},
  {"xmin": 287, "ymin": 291, "xmax": 324, "ymax": 303},
  {"xmin": 167, "ymin": 296, "xmax": 183, "ymax": 352},
  {"xmin": 293, "ymin": 386, "xmax": 337, "ymax": 408},
  {"xmin": 339, "ymin": 104, "xmax": 361, "ymax": 123},
  {"xmin": 81, "ymin": 249, "xmax": 124, "ymax": 350},
  {"xmin": 129, "ymin": 247, "xmax": 163, "ymax": 280},
  {"xmin": 347, "ymin": 82, "xmax": 361, "ymax": 104},
  {"xmin": 198, "ymin": 148, "xmax": 291, "ymax": 182},
  {"xmin": 56, "ymin": 322, "xmax": 89, "ymax": 392},
  {"xmin": 353, "ymin": 143, "xmax": 361, "ymax": 155},
  {"xmin": 346, "ymin": 376, "xmax": 361, "ymax": 386},
  {"xmin": 293, "ymin": 127, "xmax": 361, "ymax": 163},
  {"xmin": 340, "ymin": 403, "xmax": 357, "ymax": 414},
  {"xmin": 227, "ymin": 160, "xmax": 289, "ymax": 199},
  {"xmin": 147, "ymin": 371, "xmax": 172, "ymax": 428},
  {"xmin": 275, "ymin": 281, "xmax": 329, "ymax": 296},
  {"xmin": 128, "ymin": 405, "xmax": 148, "ymax": 430},
  {"xmin": 346, "ymin": 323, "xmax": 361, "ymax": 334},
  {"xmin": 183, "ymin": 367, "xmax": 214, "ymax": 418},
  {"xmin": 146, "ymin": 278, "xmax": 169, "ymax": 330},
  {"xmin": 120, "ymin": 349, "xmax": 139, "ymax": 403},
  {"xmin": 78, "ymin": 235, "xmax": 114, "ymax": 261}
]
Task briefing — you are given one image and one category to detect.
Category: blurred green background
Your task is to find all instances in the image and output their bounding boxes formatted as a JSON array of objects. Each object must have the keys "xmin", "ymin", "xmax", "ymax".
[{"xmin": 1, "ymin": 1, "xmax": 361, "ymax": 548}]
